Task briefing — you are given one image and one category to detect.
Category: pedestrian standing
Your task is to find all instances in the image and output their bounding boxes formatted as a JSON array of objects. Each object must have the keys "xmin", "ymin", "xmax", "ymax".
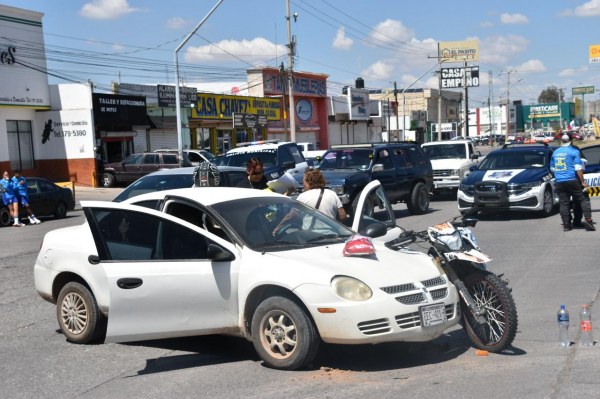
[
  {"xmin": 12, "ymin": 170, "xmax": 41, "ymax": 224},
  {"xmin": 296, "ymin": 168, "xmax": 347, "ymax": 220},
  {"xmin": 550, "ymin": 133, "xmax": 595, "ymax": 232},
  {"xmin": 1, "ymin": 170, "xmax": 24, "ymax": 227}
]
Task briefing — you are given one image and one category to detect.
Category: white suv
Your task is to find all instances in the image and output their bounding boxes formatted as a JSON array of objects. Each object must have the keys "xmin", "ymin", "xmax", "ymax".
[{"xmin": 422, "ymin": 140, "xmax": 480, "ymax": 194}]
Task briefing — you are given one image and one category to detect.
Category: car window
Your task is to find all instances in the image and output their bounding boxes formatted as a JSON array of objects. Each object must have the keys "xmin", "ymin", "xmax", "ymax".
[
  {"xmin": 223, "ymin": 149, "xmax": 277, "ymax": 167},
  {"xmin": 392, "ymin": 149, "xmax": 409, "ymax": 168},
  {"xmin": 162, "ymin": 154, "xmax": 178, "ymax": 164},
  {"xmin": 278, "ymin": 146, "xmax": 294, "ymax": 165},
  {"xmin": 222, "ymin": 171, "xmax": 247, "ymax": 187},
  {"xmin": 406, "ymin": 146, "xmax": 427, "ymax": 166},
  {"xmin": 90, "ymin": 208, "xmax": 210, "ymax": 261},
  {"xmin": 38, "ymin": 179, "xmax": 56, "ymax": 192},
  {"xmin": 164, "ymin": 201, "xmax": 232, "ymax": 242},
  {"xmin": 288, "ymin": 145, "xmax": 305, "ymax": 163},
  {"xmin": 187, "ymin": 152, "xmax": 203, "ymax": 163},
  {"xmin": 376, "ymin": 150, "xmax": 393, "ymax": 170},
  {"xmin": 582, "ymin": 146, "xmax": 600, "ymax": 165},
  {"xmin": 144, "ymin": 154, "xmax": 160, "ymax": 164},
  {"xmin": 123, "ymin": 154, "xmax": 143, "ymax": 165},
  {"xmin": 319, "ymin": 149, "xmax": 372, "ymax": 170},
  {"xmin": 113, "ymin": 174, "xmax": 193, "ymax": 202}
]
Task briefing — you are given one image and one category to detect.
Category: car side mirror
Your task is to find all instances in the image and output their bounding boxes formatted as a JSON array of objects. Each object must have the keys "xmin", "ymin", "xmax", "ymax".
[
  {"xmin": 207, "ymin": 244, "xmax": 235, "ymax": 262},
  {"xmin": 469, "ymin": 165, "xmax": 478, "ymax": 172},
  {"xmin": 359, "ymin": 220, "xmax": 388, "ymax": 238},
  {"xmin": 372, "ymin": 164, "xmax": 384, "ymax": 172}
]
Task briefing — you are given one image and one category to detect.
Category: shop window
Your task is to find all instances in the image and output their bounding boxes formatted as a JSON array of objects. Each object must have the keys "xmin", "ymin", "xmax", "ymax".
[{"xmin": 7, "ymin": 120, "xmax": 34, "ymax": 170}]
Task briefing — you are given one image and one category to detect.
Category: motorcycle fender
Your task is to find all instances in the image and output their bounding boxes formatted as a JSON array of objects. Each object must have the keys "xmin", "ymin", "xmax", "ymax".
[{"xmin": 444, "ymin": 250, "xmax": 491, "ymax": 264}]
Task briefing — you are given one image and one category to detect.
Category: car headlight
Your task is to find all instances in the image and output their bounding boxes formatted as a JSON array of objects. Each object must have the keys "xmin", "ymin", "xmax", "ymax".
[
  {"xmin": 459, "ymin": 183, "xmax": 474, "ymax": 194},
  {"xmin": 519, "ymin": 181, "xmax": 542, "ymax": 189},
  {"xmin": 331, "ymin": 276, "xmax": 372, "ymax": 301},
  {"xmin": 329, "ymin": 185, "xmax": 345, "ymax": 195},
  {"xmin": 450, "ymin": 169, "xmax": 460, "ymax": 177}
]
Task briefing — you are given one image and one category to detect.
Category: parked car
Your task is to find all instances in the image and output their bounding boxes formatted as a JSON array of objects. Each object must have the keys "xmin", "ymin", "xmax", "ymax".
[
  {"xmin": 421, "ymin": 139, "xmax": 480, "ymax": 195},
  {"xmin": 457, "ymin": 143, "xmax": 558, "ymax": 216},
  {"xmin": 312, "ymin": 142, "xmax": 433, "ymax": 215},
  {"xmin": 102, "ymin": 152, "xmax": 191, "ymax": 188},
  {"xmin": 0, "ymin": 177, "xmax": 75, "ymax": 227},
  {"xmin": 112, "ymin": 165, "xmax": 248, "ymax": 202},
  {"xmin": 581, "ymin": 143, "xmax": 600, "ymax": 187},
  {"xmin": 34, "ymin": 182, "xmax": 460, "ymax": 370},
  {"xmin": 217, "ymin": 141, "xmax": 308, "ymax": 181},
  {"xmin": 154, "ymin": 148, "xmax": 215, "ymax": 165}
]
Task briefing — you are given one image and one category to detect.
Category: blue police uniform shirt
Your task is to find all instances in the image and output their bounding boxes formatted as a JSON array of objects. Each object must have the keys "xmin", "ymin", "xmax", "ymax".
[
  {"xmin": 11, "ymin": 176, "xmax": 28, "ymax": 196},
  {"xmin": 550, "ymin": 145, "xmax": 582, "ymax": 183}
]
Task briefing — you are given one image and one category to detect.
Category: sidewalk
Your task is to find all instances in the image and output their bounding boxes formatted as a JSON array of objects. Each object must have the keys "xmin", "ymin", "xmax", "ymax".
[{"xmin": 73, "ymin": 186, "xmax": 123, "ymax": 209}]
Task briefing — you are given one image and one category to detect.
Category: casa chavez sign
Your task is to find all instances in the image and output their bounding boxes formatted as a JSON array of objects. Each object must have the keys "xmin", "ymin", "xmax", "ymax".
[{"xmin": 192, "ymin": 93, "xmax": 281, "ymax": 120}]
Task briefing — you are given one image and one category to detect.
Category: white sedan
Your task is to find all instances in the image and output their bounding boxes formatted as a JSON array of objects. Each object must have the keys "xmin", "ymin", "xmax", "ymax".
[{"xmin": 34, "ymin": 182, "xmax": 460, "ymax": 370}]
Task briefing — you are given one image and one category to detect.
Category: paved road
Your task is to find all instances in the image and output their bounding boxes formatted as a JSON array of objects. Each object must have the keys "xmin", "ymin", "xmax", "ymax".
[{"xmin": 1, "ymin": 189, "xmax": 599, "ymax": 399}]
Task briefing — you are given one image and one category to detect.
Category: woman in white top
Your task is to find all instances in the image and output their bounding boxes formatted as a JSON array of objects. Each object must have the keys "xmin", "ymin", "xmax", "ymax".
[{"xmin": 296, "ymin": 169, "xmax": 347, "ymax": 220}]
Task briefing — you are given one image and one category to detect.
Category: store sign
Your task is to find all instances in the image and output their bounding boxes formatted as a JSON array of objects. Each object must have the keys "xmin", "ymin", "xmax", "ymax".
[
  {"xmin": 232, "ymin": 113, "xmax": 267, "ymax": 128},
  {"xmin": 347, "ymin": 87, "xmax": 369, "ymax": 121},
  {"xmin": 157, "ymin": 84, "xmax": 197, "ymax": 108},
  {"xmin": 0, "ymin": 45, "xmax": 16, "ymax": 64},
  {"xmin": 439, "ymin": 40, "xmax": 479, "ymax": 62},
  {"xmin": 572, "ymin": 86, "xmax": 595, "ymax": 95},
  {"xmin": 296, "ymin": 99, "xmax": 313, "ymax": 122},
  {"xmin": 92, "ymin": 94, "xmax": 147, "ymax": 125},
  {"xmin": 36, "ymin": 110, "xmax": 95, "ymax": 159},
  {"xmin": 441, "ymin": 66, "xmax": 480, "ymax": 88},
  {"xmin": 192, "ymin": 93, "xmax": 281, "ymax": 120},
  {"xmin": 527, "ymin": 104, "xmax": 560, "ymax": 119},
  {"xmin": 263, "ymin": 71, "xmax": 327, "ymax": 96},
  {"xmin": 589, "ymin": 44, "xmax": 600, "ymax": 63}
]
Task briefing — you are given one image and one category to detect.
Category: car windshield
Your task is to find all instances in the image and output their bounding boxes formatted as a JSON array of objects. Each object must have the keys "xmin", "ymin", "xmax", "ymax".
[
  {"xmin": 113, "ymin": 174, "xmax": 193, "ymax": 202},
  {"xmin": 478, "ymin": 150, "xmax": 547, "ymax": 170},
  {"xmin": 211, "ymin": 197, "xmax": 354, "ymax": 251},
  {"xmin": 221, "ymin": 149, "xmax": 277, "ymax": 167},
  {"xmin": 422, "ymin": 144, "xmax": 466, "ymax": 160},
  {"xmin": 318, "ymin": 149, "xmax": 373, "ymax": 170}
]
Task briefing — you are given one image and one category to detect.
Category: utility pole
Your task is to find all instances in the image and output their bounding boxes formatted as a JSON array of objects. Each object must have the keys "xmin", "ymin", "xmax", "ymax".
[
  {"xmin": 285, "ymin": 0, "xmax": 296, "ymax": 142},
  {"xmin": 279, "ymin": 62, "xmax": 288, "ymax": 139},
  {"xmin": 394, "ymin": 81, "xmax": 400, "ymax": 141},
  {"xmin": 462, "ymin": 58, "xmax": 468, "ymax": 138},
  {"xmin": 437, "ymin": 69, "xmax": 442, "ymax": 141},
  {"xmin": 504, "ymin": 69, "xmax": 515, "ymax": 143},
  {"xmin": 488, "ymin": 71, "xmax": 494, "ymax": 146}
]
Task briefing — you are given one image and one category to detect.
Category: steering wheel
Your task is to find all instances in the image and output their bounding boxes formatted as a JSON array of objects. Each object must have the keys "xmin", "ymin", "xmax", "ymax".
[{"xmin": 273, "ymin": 222, "xmax": 296, "ymax": 240}]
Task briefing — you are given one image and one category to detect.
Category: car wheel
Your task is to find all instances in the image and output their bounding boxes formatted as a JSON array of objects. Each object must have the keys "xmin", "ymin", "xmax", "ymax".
[
  {"xmin": 540, "ymin": 187, "xmax": 555, "ymax": 217},
  {"xmin": 407, "ymin": 182, "xmax": 429, "ymax": 215},
  {"xmin": 0, "ymin": 206, "xmax": 11, "ymax": 227},
  {"xmin": 56, "ymin": 282, "xmax": 102, "ymax": 344},
  {"xmin": 54, "ymin": 201, "xmax": 68, "ymax": 219},
  {"xmin": 102, "ymin": 173, "xmax": 115, "ymax": 188},
  {"xmin": 251, "ymin": 296, "xmax": 319, "ymax": 370}
]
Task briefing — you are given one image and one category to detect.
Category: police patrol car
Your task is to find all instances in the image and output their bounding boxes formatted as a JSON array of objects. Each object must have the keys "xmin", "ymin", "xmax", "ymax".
[
  {"xmin": 457, "ymin": 143, "xmax": 559, "ymax": 216},
  {"xmin": 581, "ymin": 143, "xmax": 600, "ymax": 194}
]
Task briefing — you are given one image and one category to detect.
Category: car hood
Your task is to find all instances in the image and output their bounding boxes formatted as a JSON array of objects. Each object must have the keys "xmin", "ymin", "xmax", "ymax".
[
  {"xmin": 256, "ymin": 241, "xmax": 442, "ymax": 289},
  {"xmin": 320, "ymin": 169, "xmax": 365, "ymax": 182},
  {"xmin": 463, "ymin": 168, "xmax": 551, "ymax": 185},
  {"xmin": 430, "ymin": 158, "xmax": 472, "ymax": 169}
]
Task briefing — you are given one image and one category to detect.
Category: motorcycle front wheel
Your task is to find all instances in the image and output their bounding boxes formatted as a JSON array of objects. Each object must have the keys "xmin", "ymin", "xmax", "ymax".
[{"xmin": 461, "ymin": 272, "xmax": 518, "ymax": 352}]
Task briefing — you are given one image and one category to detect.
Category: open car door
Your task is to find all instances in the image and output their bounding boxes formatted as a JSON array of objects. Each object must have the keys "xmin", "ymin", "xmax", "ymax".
[{"xmin": 351, "ymin": 180, "xmax": 403, "ymax": 241}]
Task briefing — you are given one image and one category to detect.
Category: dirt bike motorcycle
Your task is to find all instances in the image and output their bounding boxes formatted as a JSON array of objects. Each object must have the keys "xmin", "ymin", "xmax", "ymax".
[{"xmin": 385, "ymin": 210, "xmax": 518, "ymax": 352}]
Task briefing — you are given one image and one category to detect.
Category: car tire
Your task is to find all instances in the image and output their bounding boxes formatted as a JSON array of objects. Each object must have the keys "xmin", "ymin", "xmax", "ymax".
[
  {"xmin": 56, "ymin": 282, "xmax": 103, "ymax": 344},
  {"xmin": 54, "ymin": 201, "xmax": 68, "ymax": 219},
  {"xmin": 0, "ymin": 206, "xmax": 11, "ymax": 227},
  {"xmin": 251, "ymin": 296, "xmax": 319, "ymax": 370},
  {"xmin": 539, "ymin": 187, "xmax": 555, "ymax": 217},
  {"xmin": 102, "ymin": 173, "xmax": 115, "ymax": 188},
  {"xmin": 407, "ymin": 182, "xmax": 430, "ymax": 215}
]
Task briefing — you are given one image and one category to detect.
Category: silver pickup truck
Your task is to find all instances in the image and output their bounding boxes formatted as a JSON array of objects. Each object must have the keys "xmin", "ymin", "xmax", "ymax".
[{"xmin": 421, "ymin": 139, "xmax": 481, "ymax": 194}]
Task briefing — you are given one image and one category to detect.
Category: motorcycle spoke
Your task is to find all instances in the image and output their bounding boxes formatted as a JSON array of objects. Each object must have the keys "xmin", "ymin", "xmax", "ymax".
[{"xmin": 470, "ymin": 281, "xmax": 508, "ymax": 344}]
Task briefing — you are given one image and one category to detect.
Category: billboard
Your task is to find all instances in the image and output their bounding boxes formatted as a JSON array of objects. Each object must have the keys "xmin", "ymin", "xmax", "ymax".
[
  {"xmin": 572, "ymin": 86, "xmax": 595, "ymax": 95},
  {"xmin": 441, "ymin": 66, "xmax": 480, "ymax": 88},
  {"xmin": 347, "ymin": 87, "xmax": 370, "ymax": 120},
  {"xmin": 157, "ymin": 85, "xmax": 198, "ymax": 108},
  {"xmin": 439, "ymin": 40, "xmax": 479, "ymax": 62}
]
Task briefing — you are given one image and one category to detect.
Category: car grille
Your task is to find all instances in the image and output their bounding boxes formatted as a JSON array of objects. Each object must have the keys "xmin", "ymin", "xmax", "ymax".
[
  {"xmin": 430, "ymin": 288, "xmax": 448, "ymax": 300},
  {"xmin": 434, "ymin": 169, "xmax": 454, "ymax": 177},
  {"xmin": 380, "ymin": 283, "xmax": 417, "ymax": 294},
  {"xmin": 357, "ymin": 318, "xmax": 392, "ymax": 335},
  {"xmin": 422, "ymin": 276, "xmax": 446, "ymax": 287},
  {"xmin": 396, "ymin": 292, "xmax": 426, "ymax": 305},
  {"xmin": 395, "ymin": 304, "xmax": 456, "ymax": 329}
]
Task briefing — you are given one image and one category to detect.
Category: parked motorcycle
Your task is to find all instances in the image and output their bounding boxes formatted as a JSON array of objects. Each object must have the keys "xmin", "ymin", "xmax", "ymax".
[{"xmin": 385, "ymin": 210, "xmax": 518, "ymax": 352}]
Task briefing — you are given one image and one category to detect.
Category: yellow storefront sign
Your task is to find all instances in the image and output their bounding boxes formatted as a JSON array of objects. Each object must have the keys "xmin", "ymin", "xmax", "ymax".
[
  {"xmin": 439, "ymin": 40, "xmax": 479, "ymax": 62},
  {"xmin": 589, "ymin": 44, "xmax": 600, "ymax": 63},
  {"xmin": 192, "ymin": 93, "xmax": 281, "ymax": 120}
]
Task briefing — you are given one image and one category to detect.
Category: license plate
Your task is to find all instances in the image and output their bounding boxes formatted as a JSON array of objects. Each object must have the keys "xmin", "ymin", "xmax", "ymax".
[{"xmin": 420, "ymin": 303, "xmax": 447, "ymax": 327}]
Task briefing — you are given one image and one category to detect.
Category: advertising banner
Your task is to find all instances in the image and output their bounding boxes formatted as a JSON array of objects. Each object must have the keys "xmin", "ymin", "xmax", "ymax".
[
  {"xmin": 157, "ymin": 85, "xmax": 197, "ymax": 108},
  {"xmin": 36, "ymin": 110, "xmax": 95, "ymax": 160},
  {"xmin": 439, "ymin": 40, "xmax": 479, "ymax": 62},
  {"xmin": 92, "ymin": 94, "xmax": 147, "ymax": 126},
  {"xmin": 589, "ymin": 44, "xmax": 600, "ymax": 63},
  {"xmin": 192, "ymin": 93, "xmax": 281, "ymax": 120},
  {"xmin": 572, "ymin": 86, "xmax": 595, "ymax": 95},
  {"xmin": 441, "ymin": 66, "xmax": 480, "ymax": 88},
  {"xmin": 347, "ymin": 87, "xmax": 370, "ymax": 121},
  {"xmin": 232, "ymin": 113, "xmax": 267, "ymax": 128}
]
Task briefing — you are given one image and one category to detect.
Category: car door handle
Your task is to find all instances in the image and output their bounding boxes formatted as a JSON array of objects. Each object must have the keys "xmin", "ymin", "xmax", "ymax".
[{"xmin": 116, "ymin": 278, "xmax": 143, "ymax": 289}]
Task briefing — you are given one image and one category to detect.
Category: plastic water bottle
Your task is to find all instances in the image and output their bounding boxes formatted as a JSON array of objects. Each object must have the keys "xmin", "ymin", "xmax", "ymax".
[
  {"xmin": 580, "ymin": 304, "xmax": 594, "ymax": 347},
  {"xmin": 557, "ymin": 304, "xmax": 570, "ymax": 347}
]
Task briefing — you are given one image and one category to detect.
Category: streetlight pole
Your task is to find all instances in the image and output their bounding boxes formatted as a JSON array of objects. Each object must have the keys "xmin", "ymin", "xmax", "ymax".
[
  {"xmin": 285, "ymin": 0, "xmax": 296, "ymax": 142},
  {"xmin": 174, "ymin": 0, "xmax": 224, "ymax": 165}
]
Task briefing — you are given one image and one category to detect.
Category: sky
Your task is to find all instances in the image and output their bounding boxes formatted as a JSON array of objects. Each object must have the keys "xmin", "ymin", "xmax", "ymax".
[{"xmin": 4, "ymin": 0, "xmax": 600, "ymax": 107}]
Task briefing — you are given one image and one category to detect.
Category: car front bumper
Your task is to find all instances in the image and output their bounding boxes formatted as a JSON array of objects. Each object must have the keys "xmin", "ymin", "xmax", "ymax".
[
  {"xmin": 294, "ymin": 278, "xmax": 461, "ymax": 344},
  {"xmin": 457, "ymin": 181, "xmax": 552, "ymax": 212}
]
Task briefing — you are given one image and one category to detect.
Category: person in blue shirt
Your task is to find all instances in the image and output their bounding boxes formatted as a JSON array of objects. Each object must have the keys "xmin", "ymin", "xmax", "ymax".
[
  {"xmin": 1, "ymin": 170, "xmax": 24, "ymax": 227},
  {"xmin": 550, "ymin": 133, "xmax": 594, "ymax": 231},
  {"xmin": 12, "ymin": 170, "xmax": 41, "ymax": 225}
]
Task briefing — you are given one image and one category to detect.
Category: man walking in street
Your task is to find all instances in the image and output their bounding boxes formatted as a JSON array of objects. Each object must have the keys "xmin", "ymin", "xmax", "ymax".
[{"xmin": 550, "ymin": 133, "xmax": 595, "ymax": 232}]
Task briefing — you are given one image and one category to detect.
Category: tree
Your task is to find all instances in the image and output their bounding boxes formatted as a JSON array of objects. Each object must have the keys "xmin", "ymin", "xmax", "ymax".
[{"xmin": 537, "ymin": 86, "xmax": 562, "ymax": 103}]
